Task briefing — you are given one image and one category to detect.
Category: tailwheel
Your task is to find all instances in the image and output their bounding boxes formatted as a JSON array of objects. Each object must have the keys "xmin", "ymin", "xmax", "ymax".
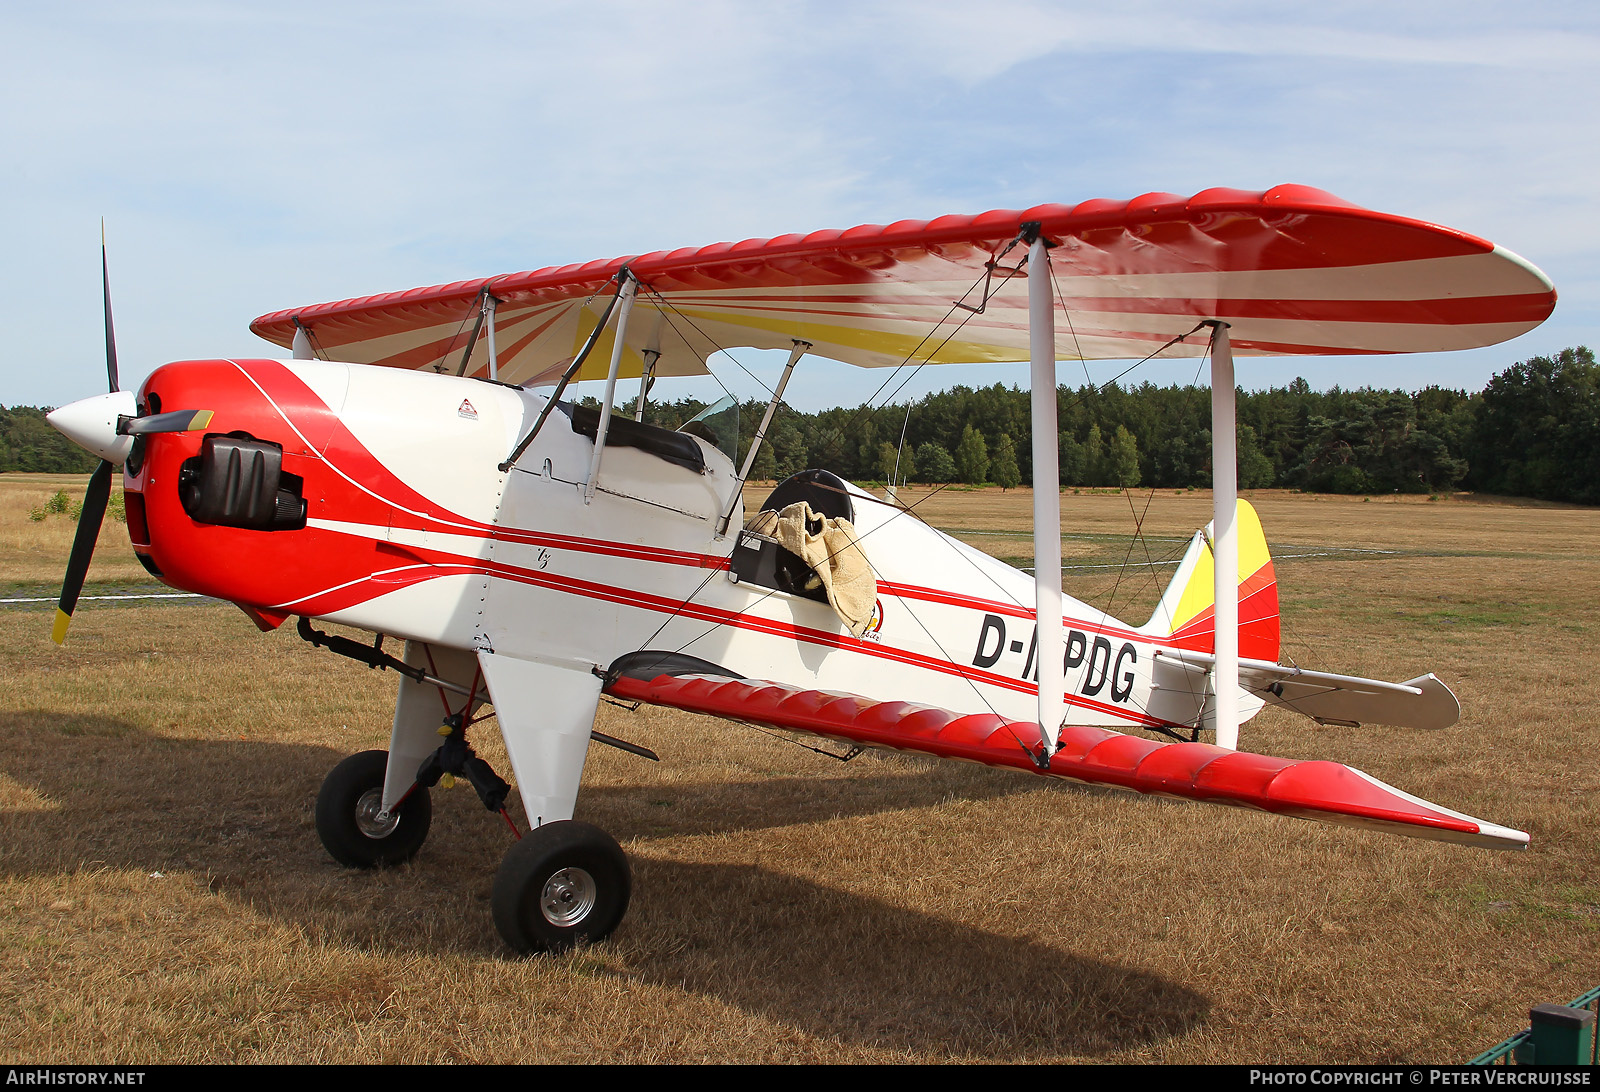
[
  {"xmin": 491, "ymin": 820, "xmax": 631, "ymax": 954},
  {"xmin": 315, "ymin": 749, "xmax": 432, "ymax": 868}
]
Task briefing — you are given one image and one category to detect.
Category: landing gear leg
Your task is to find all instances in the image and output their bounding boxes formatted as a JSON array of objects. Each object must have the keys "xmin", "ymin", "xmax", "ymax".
[
  {"xmin": 414, "ymin": 712, "xmax": 513, "ymax": 814},
  {"xmin": 491, "ymin": 821, "xmax": 631, "ymax": 954},
  {"xmin": 315, "ymin": 749, "xmax": 432, "ymax": 868}
]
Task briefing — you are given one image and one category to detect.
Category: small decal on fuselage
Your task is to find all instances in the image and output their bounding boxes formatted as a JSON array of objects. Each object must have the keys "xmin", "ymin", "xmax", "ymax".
[
  {"xmin": 458, "ymin": 399, "xmax": 478, "ymax": 420},
  {"xmin": 971, "ymin": 613, "xmax": 1138, "ymax": 704},
  {"xmin": 860, "ymin": 598, "xmax": 885, "ymax": 642}
]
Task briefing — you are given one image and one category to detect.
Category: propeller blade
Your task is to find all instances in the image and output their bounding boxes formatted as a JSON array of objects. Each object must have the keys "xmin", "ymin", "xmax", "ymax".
[
  {"xmin": 52, "ymin": 460, "xmax": 114, "ymax": 646},
  {"xmin": 118, "ymin": 409, "xmax": 214, "ymax": 436},
  {"xmin": 101, "ymin": 222, "xmax": 119, "ymax": 394}
]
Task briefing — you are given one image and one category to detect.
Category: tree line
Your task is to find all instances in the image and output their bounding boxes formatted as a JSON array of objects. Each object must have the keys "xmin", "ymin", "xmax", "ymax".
[
  {"xmin": 8, "ymin": 346, "xmax": 1595, "ymax": 503},
  {"xmin": 0, "ymin": 407, "xmax": 112, "ymax": 474},
  {"xmin": 633, "ymin": 346, "xmax": 1597, "ymax": 504}
]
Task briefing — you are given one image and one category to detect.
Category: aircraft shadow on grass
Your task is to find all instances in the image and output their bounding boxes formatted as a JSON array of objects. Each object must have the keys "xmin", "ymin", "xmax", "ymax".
[{"xmin": 0, "ymin": 712, "xmax": 1206, "ymax": 1057}]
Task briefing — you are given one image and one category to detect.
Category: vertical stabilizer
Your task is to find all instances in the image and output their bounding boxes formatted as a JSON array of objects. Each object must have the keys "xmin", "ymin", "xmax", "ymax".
[{"xmin": 1146, "ymin": 499, "xmax": 1279, "ymax": 662}]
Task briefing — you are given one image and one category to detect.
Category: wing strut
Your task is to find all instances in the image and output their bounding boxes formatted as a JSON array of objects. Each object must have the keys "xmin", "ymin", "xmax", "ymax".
[
  {"xmin": 1205, "ymin": 320, "xmax": 1240, "ymax": 750},
  {"xmin": 717, "ymin": 338, "xmax": 810, "ymax": 536},
  {"xmin": 452, "ymin": 287, "xmax": 505, "ymax": 379},
  {"xmin": 453, "ymin": 290, "xmax": 491, "ymax": 377},
  {"xmin": 633, "ymin": 349, "xmax": 659, "ymax": 421},
  {"xmin": 1026, "ymin": 226, "xmax": 1063, "ymax": 754},
  {"xmin": 584, "ymin": 273, "xmax": 640, "ymax": 504},
  {"xmin": 486, "ymin": 292, "xmax": 499, "ymax": 381},
  {"xmin": 291, "ymin": 318, "xmax": 314, "ymax": 360},
  {"xmin": 498, "ymin": 271, "xmax": 629, "ymax": 472}
]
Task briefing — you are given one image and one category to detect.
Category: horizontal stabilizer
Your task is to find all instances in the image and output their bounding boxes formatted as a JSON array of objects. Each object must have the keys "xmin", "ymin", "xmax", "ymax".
[
  {"xmin": 605, "ymin": 669, "xmax": 1524, "ymax": 851},
  {"xmin": 1156, "ymin": 651, "xmax": 1461, "ymax": 730}
]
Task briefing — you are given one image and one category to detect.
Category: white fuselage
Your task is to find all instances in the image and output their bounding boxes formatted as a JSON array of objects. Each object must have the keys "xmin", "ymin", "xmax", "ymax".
[{"xmin": 286, "ymin": 360, "xmax": 1215, "ymax": 735}]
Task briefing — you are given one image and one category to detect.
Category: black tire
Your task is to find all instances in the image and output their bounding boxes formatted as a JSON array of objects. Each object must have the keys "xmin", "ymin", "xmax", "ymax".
[
  {"xmin": 491, "ymin": 820, "xmax": 631, "ymax": 954},
  {"xmin": 315, "ymin": 749, "xmax": 431, "ymax": 868}
]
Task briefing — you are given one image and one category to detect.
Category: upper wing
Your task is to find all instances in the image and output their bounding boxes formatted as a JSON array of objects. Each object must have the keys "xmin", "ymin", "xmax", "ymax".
[
  {"xmin": 250, "ymin": 185, "xmax": 1556, "ymax": 387},
  {"xmin": 603, "ymin": 664, "xmax": 1525, "ymax": 851}
]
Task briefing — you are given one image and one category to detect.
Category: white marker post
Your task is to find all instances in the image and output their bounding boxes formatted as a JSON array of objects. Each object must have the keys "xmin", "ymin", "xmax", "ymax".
[
  {"xmin": 1208, "ymin": 321, "xmax": 1239, "ymax": 751},
  {"xmin": 1028, "ymin": 232, "xmax": 1063, "ymax": 753}
]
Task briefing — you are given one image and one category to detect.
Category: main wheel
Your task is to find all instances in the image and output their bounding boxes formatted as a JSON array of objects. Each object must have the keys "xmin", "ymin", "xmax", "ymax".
[
  {"xmin": 491, "ymin": 820, "xmax": 631, "ymax": 954},
  {"xmin": 315, "ymin": 749, "xmax": 431, "ymax": 868}
]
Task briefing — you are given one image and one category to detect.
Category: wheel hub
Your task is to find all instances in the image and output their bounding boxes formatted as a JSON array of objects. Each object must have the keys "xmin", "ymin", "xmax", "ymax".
[
  {"xmin": 540, "ymin": 867, "xmax": 597, "ymax": 927},
  {"xmin": 354, "ymin": 788, "xmax": 400, "ymax": 839}
]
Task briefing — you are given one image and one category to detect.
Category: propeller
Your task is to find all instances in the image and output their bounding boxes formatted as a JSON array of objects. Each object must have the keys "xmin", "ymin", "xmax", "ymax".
[
  {"xmin": 50, "ymin": 229, "xmax": 125, "ymax": 646},
  {"xmin": 117, "ymin": 408, "xmax": 213, "ymax": 436},
  {"xmin": 101, "ymin": 222, "xmax": 118, "ymax": 395},
  {"xmin": 52, "ymin": 460, "xmax": 113, "ymax": 645},
  {"xmin": 48, "ymin": 229, "xmax": 218, "ymax": 645}
]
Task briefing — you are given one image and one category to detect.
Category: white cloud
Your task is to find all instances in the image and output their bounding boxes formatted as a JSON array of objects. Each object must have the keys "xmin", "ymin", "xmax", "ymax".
[{"xmin": 2, "ymin": 1, "xmax": 1595, "ymax": 410}]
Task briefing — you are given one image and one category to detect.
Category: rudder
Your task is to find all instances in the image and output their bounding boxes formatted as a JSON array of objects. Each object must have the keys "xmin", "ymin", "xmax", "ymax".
[{"xmin": 1146, "ymin": 499, "xmax": 1279, "ymax": 661}]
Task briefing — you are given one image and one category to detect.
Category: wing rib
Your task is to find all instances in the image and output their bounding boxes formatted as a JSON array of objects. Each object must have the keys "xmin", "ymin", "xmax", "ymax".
[{"xmin": 607, "ymin": 670, "xmax": 1524, "ymax": 850}]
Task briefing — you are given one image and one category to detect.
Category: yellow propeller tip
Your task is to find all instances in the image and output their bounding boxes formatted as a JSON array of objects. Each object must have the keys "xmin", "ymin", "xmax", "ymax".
[{"xmin": 50, "ymin": 609, "xmax": 71, "ymax": 646}]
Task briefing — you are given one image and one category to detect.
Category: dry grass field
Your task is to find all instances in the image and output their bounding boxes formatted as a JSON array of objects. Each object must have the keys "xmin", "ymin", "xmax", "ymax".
[
  {"xmin": 0, "ymin": 474, "xmax": 146, "ymax": 587},
  {"xmin": 1, "ymin": 473, "xmax": 1596, "ymax": 1063}
]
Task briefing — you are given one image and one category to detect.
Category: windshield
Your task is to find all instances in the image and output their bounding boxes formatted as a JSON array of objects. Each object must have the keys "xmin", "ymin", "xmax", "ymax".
[{"xmin": 677, "ymin": 395, "xmax": 739, "ymax": 465}]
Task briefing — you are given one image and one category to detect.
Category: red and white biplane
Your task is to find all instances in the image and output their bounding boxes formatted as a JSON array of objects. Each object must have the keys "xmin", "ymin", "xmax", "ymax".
[{"xmin": 46, "ymin": 186, "xmax": 1555, "ymax": 953}]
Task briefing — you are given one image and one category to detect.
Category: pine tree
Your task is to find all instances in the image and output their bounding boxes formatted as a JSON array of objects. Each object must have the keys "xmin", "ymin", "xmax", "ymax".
[
  {"xmin": 1059, "ymin": 430, "xmax": 1087, "ymax": 486},
  {"xmin": 750, "ymin": 435, "xmax": 777, "ymax": 481},
  {"xmin": 954, "ymin": 425, "xmax": 989, "ymax": 484},
  {"xmin": 1083, "ymin": 423, "xmax": 1106, "ymax": 485},
  {"xmin": 1106, "ymin": 425, "xmax": 1141, "ymax": 487},
  {"xmin": 1237, "ymin": 425, "xmax": 1274, "ymax": 489},
  {"xmin": 992, "ymin": 432, "xmax": 1021, "ymax": 490},
  {"xmin": 915, "ymin": 442, "xmax": 956, "ymax": 483},
  {"xmin": 876, "ymin": 441, "xmax": 900, "ymax": 483}
]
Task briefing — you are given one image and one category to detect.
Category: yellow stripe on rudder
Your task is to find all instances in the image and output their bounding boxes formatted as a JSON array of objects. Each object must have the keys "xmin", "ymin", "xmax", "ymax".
[
  {"xmin": 1234, "ymin": 499, "xmax": 1270, "ymax": 581},
  {"xmin": 1168, "ymin": 535, "xmax": 1215, "ymax": 635},
  {"xmin": 1167, "ymin": 500, "xmax": 1271, "ymax": 635}
]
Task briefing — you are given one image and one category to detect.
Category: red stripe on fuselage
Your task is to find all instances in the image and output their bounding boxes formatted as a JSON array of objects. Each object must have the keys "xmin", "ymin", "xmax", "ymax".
[
  {"xmin": 238, "ymin": 360, "xmax": 732, "ymax": 570},
  {"xmin": 250, "ymin": 363, "xmax": 1155, "ymax": 633},
  {"xmin": 875, "ymin": 579, "xmax": 1148, "ymax": 644},
  {"xmin": 197, "ymin": 360, "xmax": 1175, "ymax": 727},
  {"xmin": 283, "ymin": 531, "xmax": 1174, "ymax": 730}
]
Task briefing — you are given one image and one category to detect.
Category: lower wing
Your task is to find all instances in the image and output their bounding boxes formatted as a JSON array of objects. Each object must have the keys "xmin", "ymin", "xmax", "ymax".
[{"xmin": 603, "ymin": 658, "xmax": 1524, "ymax": 851}]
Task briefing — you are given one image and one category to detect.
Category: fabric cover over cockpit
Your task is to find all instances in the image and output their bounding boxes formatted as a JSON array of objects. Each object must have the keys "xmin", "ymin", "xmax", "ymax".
[
  {"xmin": 745, "ymin": 501, "xmax": 875, "ymax": 637},
  {"xmin": 559, "ymin": 402, "xmax": 706, "ymax": 475}
]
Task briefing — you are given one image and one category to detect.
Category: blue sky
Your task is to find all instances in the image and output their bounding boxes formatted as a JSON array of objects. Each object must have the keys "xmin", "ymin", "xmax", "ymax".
[{"xmin": 3, "ymin": 1, "xmax": 1596, "ymax": 412}]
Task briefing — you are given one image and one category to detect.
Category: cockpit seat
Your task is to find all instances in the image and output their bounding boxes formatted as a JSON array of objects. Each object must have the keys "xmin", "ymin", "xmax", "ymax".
[
  {"xmin": 760, "ymin": 469, "xmax": 854, "ymax": 524},
  {"xmin": 738, "ymin": 470, "xmax": 861, "ymax": 608}
]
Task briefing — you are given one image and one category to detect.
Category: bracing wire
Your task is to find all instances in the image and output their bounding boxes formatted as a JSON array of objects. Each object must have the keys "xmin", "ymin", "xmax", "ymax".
[
  {"xmin": 826, "ymin": 233, "xmax": 1030, "ymax": 443},
  {"xmin": 652, "ymin": 479, "xmax": 1061, "ymax": 759},
  {"xmin": 609, "ymin": 234, "xmax": 1219, "ymax": 742},
  {"xmin": 632, "ymin": 279, "xmax": 770, "ymax": 401}
]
